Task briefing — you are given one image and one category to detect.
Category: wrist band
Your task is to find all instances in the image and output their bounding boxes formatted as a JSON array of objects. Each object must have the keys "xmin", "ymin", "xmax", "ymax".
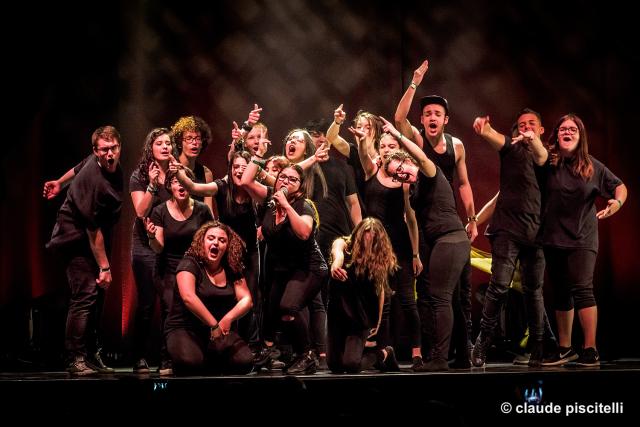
[
  {"xmin": 147, "ymin": 185, "xmax": 158, "ymax": 195},
  {"xmin": 410, "ymin": 82, "xmax": 417, "ymax": 90},
  {"xmin": 241, "ymin": 121, "xmax": 253, "ymax": 132},
  {"xmin": 412, "ymin": 254, "xmax": 419, "ymax": 258},
  {"xmin": 252, "ymin": 159, "xmax": 266, "ymax": 167},
  {"xmin": 148, "ymin": 234, "xmax": 156, "ymax": 240},
  {"xmin": 616, "ymin": 199, "xmax": 622, "ymax": 208},
  {"xmin": 467, "ymin": 215, "xmax": 478, "ymax": 223},
  {"xmin": 99, "ymin": 266, "xmax": 111, "ymax": 273}
]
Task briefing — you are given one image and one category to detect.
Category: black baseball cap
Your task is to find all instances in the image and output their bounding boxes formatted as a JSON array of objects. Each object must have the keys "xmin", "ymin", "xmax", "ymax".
[{"xmin": 419, "ymin": 95, "xmax": 449, "ymax": 115}]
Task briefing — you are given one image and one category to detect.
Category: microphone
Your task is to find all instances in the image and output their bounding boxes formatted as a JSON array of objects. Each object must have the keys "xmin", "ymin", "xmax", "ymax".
[{"xmin": 267, "ymin": 187, "xmax": 288, "ymax": 209}]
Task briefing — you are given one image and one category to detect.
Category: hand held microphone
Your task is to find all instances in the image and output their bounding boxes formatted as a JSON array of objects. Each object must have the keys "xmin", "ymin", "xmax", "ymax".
[{"xmin": 267, "ymin": 187, "xmax": 288, "ymax": 209}]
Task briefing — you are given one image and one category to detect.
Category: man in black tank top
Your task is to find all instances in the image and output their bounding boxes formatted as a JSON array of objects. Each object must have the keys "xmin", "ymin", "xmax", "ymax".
[{"xmin": 394, "ymin": 59, "xmax": 477, "ymax": 367}]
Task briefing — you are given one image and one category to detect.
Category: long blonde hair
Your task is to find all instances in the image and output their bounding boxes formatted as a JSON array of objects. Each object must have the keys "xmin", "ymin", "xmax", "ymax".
[{"xmin": 338, "ymin": 217, "xmax": 398, "ymax": 295}]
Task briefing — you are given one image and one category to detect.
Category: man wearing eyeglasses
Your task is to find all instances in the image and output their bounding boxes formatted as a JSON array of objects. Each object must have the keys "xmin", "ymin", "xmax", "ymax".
[{"xmin": 46, "ymin": 126, "xmax": 124, "ymax": 375}]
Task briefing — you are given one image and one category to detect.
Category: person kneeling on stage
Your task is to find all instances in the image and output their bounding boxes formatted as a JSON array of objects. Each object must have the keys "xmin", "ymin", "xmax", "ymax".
[
  {"xmin": 165, "ymin": 221, "xmax": 254, "ymax": 375},
  {"xmin": 328, "ymin": 217, "xmax": 401, "ymax": 374}
]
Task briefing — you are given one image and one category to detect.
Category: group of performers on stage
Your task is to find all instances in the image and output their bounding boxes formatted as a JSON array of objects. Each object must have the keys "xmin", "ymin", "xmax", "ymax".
[{"xmin": 44, "ymin": 59, "xmax": 627, "ymax": 376}]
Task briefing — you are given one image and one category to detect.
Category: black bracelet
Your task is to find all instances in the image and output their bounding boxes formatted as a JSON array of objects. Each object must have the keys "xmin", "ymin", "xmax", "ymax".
[{"xmin": 241, "ymin": 121, "xmax": 253, "ymax": 132}]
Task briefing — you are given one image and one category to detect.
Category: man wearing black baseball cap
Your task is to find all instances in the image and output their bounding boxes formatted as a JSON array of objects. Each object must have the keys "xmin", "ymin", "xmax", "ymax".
[{"xmin": 394, "ymin": 59, "xmax": 477, "ymax": 369}]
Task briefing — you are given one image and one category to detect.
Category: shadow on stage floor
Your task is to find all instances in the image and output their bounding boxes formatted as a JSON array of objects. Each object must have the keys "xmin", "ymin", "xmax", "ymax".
[{"xmin": 2, "ymin": 360, "xmax": 639, "ymax": 425}]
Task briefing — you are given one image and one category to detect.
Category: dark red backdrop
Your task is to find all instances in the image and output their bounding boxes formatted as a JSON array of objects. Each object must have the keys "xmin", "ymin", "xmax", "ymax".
[{"xmin": 2, "ymin": 0, "xmax": 638, "ymax": 363}]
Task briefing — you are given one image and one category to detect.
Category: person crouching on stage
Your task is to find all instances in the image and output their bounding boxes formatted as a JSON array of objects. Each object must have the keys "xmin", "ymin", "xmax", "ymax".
[
  {"xmin": 164, "ymin": 221, "xmax": 254, "ymax": 375},
  {"xmin": 328, "ymin": 217, "xmax": 401, "ymax": 373}
]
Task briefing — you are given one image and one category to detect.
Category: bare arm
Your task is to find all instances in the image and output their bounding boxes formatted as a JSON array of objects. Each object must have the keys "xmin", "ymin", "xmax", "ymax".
[
  {"xmin": 403, "ymin": 184, "xmax": 422, "ymax": 276},
  {"xmin": 351, "ymin": 126, "xmax": 377, "ymax": 180},
  {"xmin": 239, "ymin": 155, "xmax": 269, "ymax": 203},
  {"xmin": 326, "ymin": 104, "xmax": 351, "ymax": 157},
  {"xmin": 381, "ymin": 117, "xmax": 436, "ymax": 177},
  {"xmin": 218, "ymin": 278, "xmax": 253, "ymax": 333},
  {"xmin": 394, "ymin": 59, "xmax": 428, "ymax": 149},
  {"xmin": 346, "ymin": 193, "xmax": 362, "ymax": 227},
  {"xmin": 330, "ymin": 238, "xmax": 348, "ymax": 281},
  {"xmin": 597, "ymin": 183, "xmax": 628, "ymax": 220},
  {"xmin": 476, "ymin": 192, "xmax": 499, "ymax": 227},
  {"xmin": 454, "ymin": 140, "xmax": 477, "ymax": 242},
  {"xmin": 176, "ymin": 271, "xmax": 220, "ymax": 328},
  {"xmin": 43, "ymin": 167, "xmax": 77, "ymax": 199},
  {"xmin": 145, "ymin": 218, "xmax": 164, "ymax": 254},
  {"xmin": 473, "ymin": 116, "xmax": 506, "ymax": 151},
  {"xmin": 87, "ymin": 228, "xmax": 111, "ymax": 289},
  {"xmin": 203, "ymin": 166, "xmax": 215, "ymax": 214}
]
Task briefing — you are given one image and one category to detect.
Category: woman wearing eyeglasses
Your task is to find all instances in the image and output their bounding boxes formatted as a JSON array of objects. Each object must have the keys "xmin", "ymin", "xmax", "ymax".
[
  {"xmin": 540, "ymin": 114, "xmax": 627, "ymax": 367},
  {"xmin": 242, "ymin": 164, "xmax": 328, "ymax": 374},
  {"xmin": 379, "ymin": 117, "xmax": 471, "ymax": 371}
]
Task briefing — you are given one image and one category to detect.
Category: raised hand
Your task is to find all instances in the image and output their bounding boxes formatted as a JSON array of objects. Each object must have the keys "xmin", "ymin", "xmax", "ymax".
[
  {"xmin": 144, "ymin": 217, "xmax": 157, "ymax": 237},
  {"xmin": 512, "ymin": 130, "xmax": 535, "ymax": 146},
  {"xmin": 314, "ymin": 142, "xmax": 329, "ymax": 162},
  {"xmin": 473, "ymin": 116, "xmax": 491, "ymax": 136},
  {"xmin": 412, "ymin": 59, "xmax": 429, "ymax": 87},
  {"xmin": 231, "ymin": 121, "xmax": 243, "ymax": 141},
  {"xmin": 246, "ymin": 103, "xmax": 262, "ymax": 125},
  {"xmin": 380, "ymin": 116, "xmax": 400, "ymax": 136},
  {"xmin": 148, "ymin": 161, "xmax": 160, "ymax": 185},
  {"xmin": 334, "ymin": 103, "xmax": 346, "ymax": 125},
  {"xmin": 257, "ymin": 127, "xmax": 271, "ymax": 158}
]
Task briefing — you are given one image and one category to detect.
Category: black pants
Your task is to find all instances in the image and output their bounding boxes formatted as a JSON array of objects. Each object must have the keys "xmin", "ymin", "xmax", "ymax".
[
  {"xmin": 238, "ymin": 249, "xmax": 261, "ymax": 347},
  {"xmin": 544, "ymin": 247, "xmax": 597, "ymax": 310},
  {"xmin": 131, "ymin": 242, "xmax": 157, "ymax": 361},
  {"xmin": 480, "ymin": 234, "xmax": 546, "ymax": 342},
  {"xmin": 416, "ymin": 231, "xmax": 470, "ymax": 361},
  {"xmin": 64, "ymin": 244, "xmax": 105, "ymax": 360},
  {"xmin": 166, "ymin": 329, "xmax": 253, "ymax": 375}
]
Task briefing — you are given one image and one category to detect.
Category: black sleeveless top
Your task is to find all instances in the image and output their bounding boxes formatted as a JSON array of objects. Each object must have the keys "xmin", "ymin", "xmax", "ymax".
[
  {"xmin": 420, "ymin": 131, "xmax": 456, "ymax": 185},
  {"xmin": 363, "ymin": 172, "xmax": 412, "ymax": 260},
  {"xmin": 191, "ymin": 162, "xmax": 207, "ymax": 203}
]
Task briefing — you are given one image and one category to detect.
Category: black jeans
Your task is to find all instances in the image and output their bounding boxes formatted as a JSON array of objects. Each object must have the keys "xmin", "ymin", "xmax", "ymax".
[
  {"xmin": 480, "ymin": 234, "xmax": 546, "ymax": 342},
  {"xmin": 64, "ymin": 245, "xmax": 105, "ymax": 360},
  {"xmin": 131, "ymin": 242, "xmax": 157, "ymax": 361},
  {"xmin": 238, "ymin": 249, "xmax": 261, "ymax": 347},
  {"xmin": 265, "ymin": 269, "xmax": 326, "ymax": 354}
]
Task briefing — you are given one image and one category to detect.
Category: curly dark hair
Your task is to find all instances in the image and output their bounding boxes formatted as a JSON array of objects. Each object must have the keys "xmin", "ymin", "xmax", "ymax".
[
  {"xmin": 134, "ymin": 128, "xmax": 172, "ymax": 186},
  {"xmin": 172, "ymin": 116, "xmax": 212, "ymax": 156},
  {"xmin": 185, "ymin": 221, "xmax": 246, "ymax": 274}
]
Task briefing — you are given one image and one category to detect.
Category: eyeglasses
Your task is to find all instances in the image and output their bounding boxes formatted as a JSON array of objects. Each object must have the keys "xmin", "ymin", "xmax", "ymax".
[
  {"xmin": 277, "ymin": 174, "xmax": 300, "ymax": 184},
  {"xmin": 183, "ymin": 135, "xmax": 202, "ymax": 144},
  {"xmin": 95, "ymin": 144, "xmax": 120, "ymax": 155},
  {"xmin": 558, "ymin": 126, "xmax": 578, "ymax": 135}
]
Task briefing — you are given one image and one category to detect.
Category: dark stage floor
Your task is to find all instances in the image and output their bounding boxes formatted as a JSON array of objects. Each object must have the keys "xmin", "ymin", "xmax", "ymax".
[{"xmin": 3, "ymin": 360, "xmax": 640, "ymax": 425}]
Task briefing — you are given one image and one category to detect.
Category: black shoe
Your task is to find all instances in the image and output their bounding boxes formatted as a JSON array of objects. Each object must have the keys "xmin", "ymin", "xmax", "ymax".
[
  {"xmin": 133, "ymin": 358, "xmax": 150, "ymax": 374},
  {"xmin": 541, "ymin": 346, "xmax": 579, "ymax": 366},
  {"xmin": 575, "ymin": 347, "xmax": 600, "ymax": 367},
  {"xmin": 286, "ymin": 351, "xmax": 316, "ymax": 375},
  {"xmin": 376, "ymin": 346, "xmax": 400, "ymax": 372},
  {"xmin": 471, "ymin": 332, "xmax": 491, "ymax": 367},
  {"xmin": 416, "ymin": 358, "xmax": 449, "ymax": 372},
  {"xmin": 411, "ymin": 356, "xmax": 424, "ymax": 371},
  {"xmin": 67, "ymin": 357, "xmax": 98, "ymax": 376},
  {"xmin": 528, "ymin": 341, "xmax": 544, "ymax": 368},
  {"xmin": 86, "ymin": 352, "xmax": 115, "ymax": 374}
]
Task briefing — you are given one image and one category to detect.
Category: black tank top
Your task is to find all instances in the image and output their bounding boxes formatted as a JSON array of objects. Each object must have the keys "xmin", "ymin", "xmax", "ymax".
[
  {"xmin": 363, "ymin": 173, "xmax": 412, "ymax": 259},
  {"xmin": 192, "ymin": 162, "xmax": 206, "ymax": 202},
  {"xmin": 420, "ymin": 131, "xmax": 456, "ymax": 185}
]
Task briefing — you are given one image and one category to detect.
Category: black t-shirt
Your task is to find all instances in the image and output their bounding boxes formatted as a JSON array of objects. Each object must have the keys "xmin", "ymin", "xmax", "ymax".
[
  {"xmin": 328, "ymin": 260, "xmax": 379, "ymax": 331},
  {"xmin": 363, "ymin": 172, "xmax": 412, "ymax": 259},
  {"xmin": 486, "ymin": 136, "xmax": 544, "ymax": 244},
  {"xmin": 261, "ymin": 197, "xmax": 327, "ymax": 273},
  {"xmin": 410, "ymin": 166, "xmax": 464, "ymax": 243},
  {"xmin": 165, "ymin": 255, "xmax": 242, "ymax": 334},
  {"xmin": 541, "ymin": 155, "xmax": 622, "ymax": 252},
  {"xmin": 150, "ymin": 200, "xmax": 213, "ymax": 274},
  {"xmin": 129, "ymin": 168, "xmax": 172, "ymax": 247},
  {"xmin": 214, "ymin": 179, "xmax": 257, "ymax": 252},
  {"xmin": 313, "ymin": 154, "xmax": 358, "ymax": 256},
  {"xmin": 47, "ymin": 157, "xmax": 123, "ymax": 251}
]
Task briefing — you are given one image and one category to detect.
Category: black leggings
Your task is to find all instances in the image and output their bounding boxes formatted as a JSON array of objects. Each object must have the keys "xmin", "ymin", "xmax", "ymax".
[
  {"xmin": 166, "ymin": 329, "xmax": 253, "ymax": 375},
  {"xmin": 544, "ymin": 247, "xmax": 597, "ymax": 311}
]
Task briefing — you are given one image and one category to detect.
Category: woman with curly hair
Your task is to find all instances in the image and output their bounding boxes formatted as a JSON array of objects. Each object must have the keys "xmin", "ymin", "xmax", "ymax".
[
  {"xmin": 129, "ymin": 127, "xmax": 174, "ymax": 373},
  {"xmin": 171, "ymin": 115, "xmax": 215, "ymax": 214},
  {"xmin": 164, "ymin": 221, "xmax": 254, "ymax": 375},
  {"xmin": 328, "ymin": 217, "xmax": 401, "ymax": 373}
]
